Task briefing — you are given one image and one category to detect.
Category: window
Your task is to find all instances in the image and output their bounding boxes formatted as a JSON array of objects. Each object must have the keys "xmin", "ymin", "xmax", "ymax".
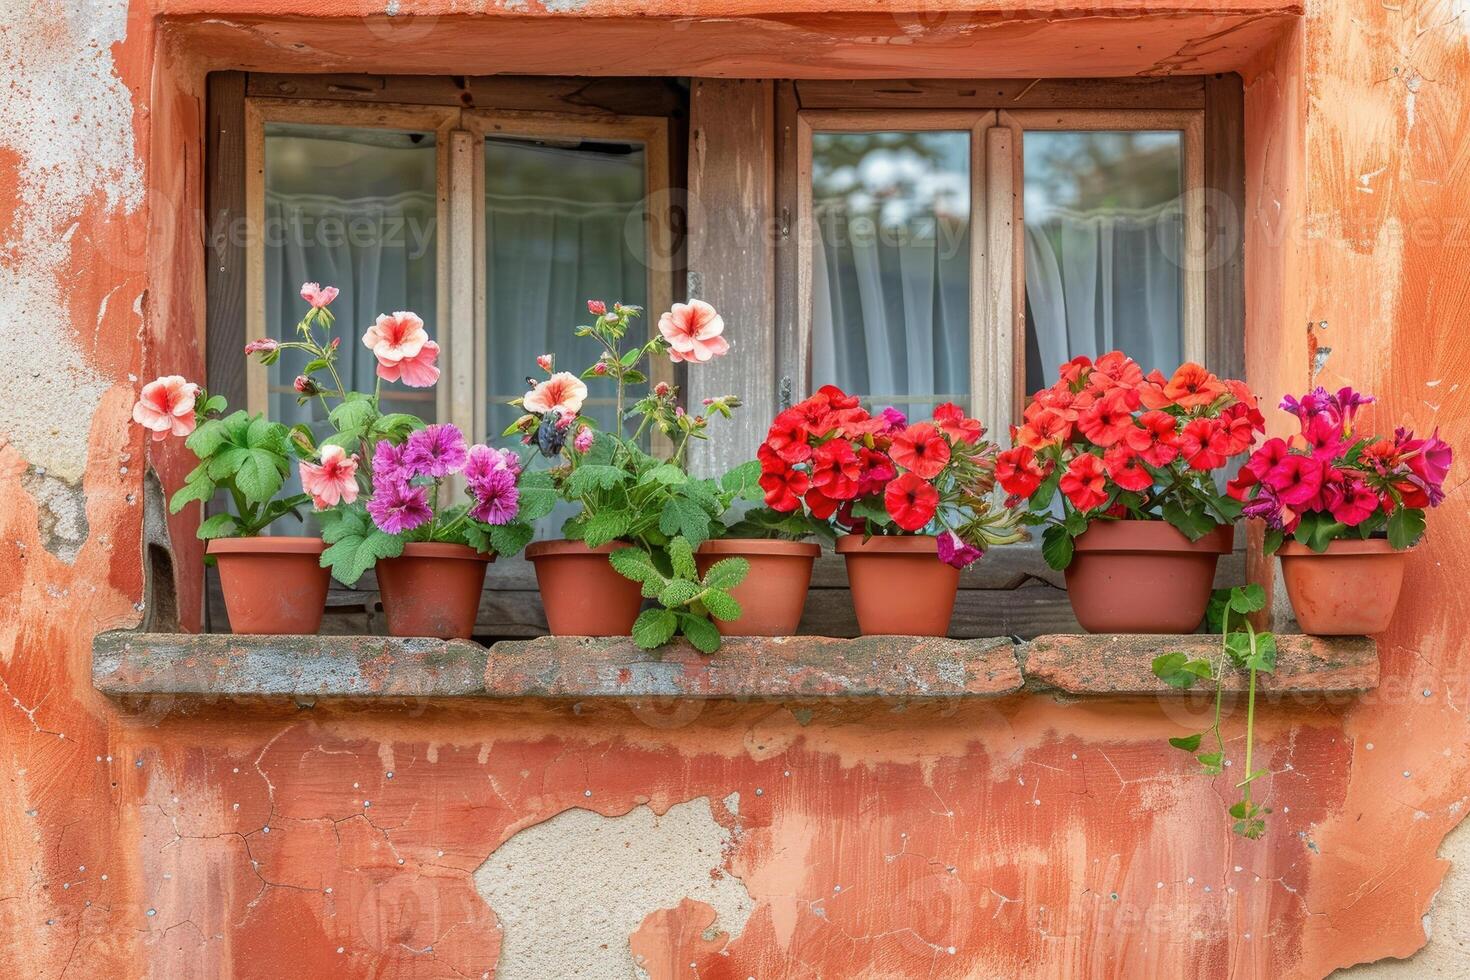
[{"xmin": 780, "ymin": 84, "xmax": 1234, "ymax": 439}]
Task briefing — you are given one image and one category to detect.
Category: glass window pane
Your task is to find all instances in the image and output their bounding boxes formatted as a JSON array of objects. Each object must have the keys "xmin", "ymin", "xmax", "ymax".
[
  {"xmin": 484, "ymin": 135, "xmax": 648, "ymax": 438},
  {"xmin": 810, "ymin": 130, "xmax": 971, "ymax": 417},
  {"xmin": 1022, "ymin": 130, "xmax": 1183, "ymax": 394},
  {"xmin": 264, "ymin": 123, "xmax": 439, "ymax": 426}
]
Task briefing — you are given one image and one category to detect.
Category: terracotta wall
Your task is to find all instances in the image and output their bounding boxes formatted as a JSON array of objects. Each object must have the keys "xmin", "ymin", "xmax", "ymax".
[{"xmin": 2, "ymin": 1, "xmax": 1468, "ymax": 976}]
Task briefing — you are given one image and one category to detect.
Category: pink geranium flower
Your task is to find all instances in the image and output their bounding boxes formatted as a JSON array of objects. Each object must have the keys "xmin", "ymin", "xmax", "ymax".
[
  {"xmin": 300, "ymin": 282, "xmax": 339, "ymax": 309},
  {"xmin": 299, "ymin": 445, "xmax": 359, "ymax": 510},
  {"xmin": 362, "ymin": 312, "xmax": 441, "ymax": 388},
  {"xmin": 132, "ymin": 375, "xmax": 200, "ymax": 441},
  {"xmin": 524, "ymin": 372, "xmax": 588, "ymax": 416},
  {"xmin": 658, "ymin": 300, "xmax": 729, "ymax": 364}
]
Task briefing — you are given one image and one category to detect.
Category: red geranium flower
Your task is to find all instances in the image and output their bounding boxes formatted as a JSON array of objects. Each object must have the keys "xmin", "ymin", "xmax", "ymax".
[
  {"xmin": 1226, "ymin": 465, "xmax": 1258, "ymax": 501},
  {"xmin": 1163, "ymin": 363, "xmax": 1227, "ymax": 408},
  {"xmin": 811, "ymin": 439, "xmax": 863, "ymax": 500},
  {"xmin": 816, "ymin": 384, "xmax": 861, "ymax": 411},
  {"xmin": 806, "ymin": 487, "xmax": 839, "ymax": 520},
  {"xmin": 1090, "ymin": 351, "xmax": 1144, "ymax": 391},
  {"xmin": 1058, "ymin": 356, "xmax": 1092, "ymax": 387},
  {"xmin": 885, "ymin": 472, "xmax": 940, "ymax": 531},
  {"xmin": 1059, "ymin": 453, "xmax": 1109, "ymax": 511},
  {"xmin": 890, "ymin": 423, "xmax": 951, "ymax": 479},
  {"xmin": 1125, "ymin": 409, "xmax": 1179, "ymax": 466},
  {"xmin": 1103, "ymin": 445, "xmax": 1153, "ymax": 492},
  {"xmin": 1078, "ymin": 389, "xmax": 1137, "ymax": 447},
  {"xmin": 856, "ymin": 447, "xmax": 897, "ymax": 497},
  {"xmin": 933, "ymin": 403, "xmax": 984, "ymax": 444},
  {"xmin": 1137, "ymin": 369, "xmax": 1174, "ymax": 410},
  {"xmin": 1178, "ymin": 418, "xmax": 1230, "ymax": 471},
  {"xmin": 764, "ymin": 411, "xmax": 812, "ymax": 464},
  {"xmin": 1218, "ymin": 402, "xmax": 1263, "ymax": 456},
  {"xmin": 996, "ymin": 445, "xmax": 1048, "ymax": 498},
  {"xmin": 1015, "ymin": 408, "xmax": 1074, "ymax": 450},
  {"xmin": 759, "ymin": 466, "xmax": 808, "ymax": 512}
]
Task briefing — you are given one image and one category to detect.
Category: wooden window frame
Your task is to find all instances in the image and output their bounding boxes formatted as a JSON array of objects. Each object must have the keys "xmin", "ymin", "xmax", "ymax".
[{"xmin": 787, "ymin": 99, "xmax": 1213, "ymax": 435}]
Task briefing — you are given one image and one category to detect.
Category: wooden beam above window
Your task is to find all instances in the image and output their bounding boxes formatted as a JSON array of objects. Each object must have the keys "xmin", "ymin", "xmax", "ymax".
[
  {"xmin": 246, "ymin": 74, "xmax": 687, "ymax": 119},
  {"xmin": 794, "ymin": 77, "xmax": 1206, "ymax": 111}
]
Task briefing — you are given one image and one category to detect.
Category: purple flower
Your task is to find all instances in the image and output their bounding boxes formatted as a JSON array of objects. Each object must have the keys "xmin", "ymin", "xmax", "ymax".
[
  {"xmin": 367, "ymin": 482, "xmax": 433, "ymax": 535},
  {"xmin": 1335, "ymin": 386, "xmax": 1374, "ymax": 430},
  {"xmin": 879, "ymin": 407, "xmax": 908, "ymax": 434},
  {"xmin": 1398, "ymin": 426, "xmax": 1453, "ymax": 506},
  {"xmin": 464, "ymin": 444, "xmax": 520, "ymax": 486},
  {"xmin": 1242, "ymin": 485, "xmax": 1287, "ymax": 528},
  {"xmin": 468, "ymin": 468, "xmax": 519, "ymax": 526},
  {"xmin": 936, "ymin": 529, "xmax": 982, "ymax": 569},
  {"xmin": 372, "ymin": 439, "xmax": 412, "ymax": 486},
  {"xmin": 404, "ymin": 423, "xmax": 469, "ymax": 478}
]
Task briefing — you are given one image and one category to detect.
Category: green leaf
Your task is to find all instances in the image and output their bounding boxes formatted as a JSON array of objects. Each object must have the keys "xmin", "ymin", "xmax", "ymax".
[
  {"xmin": 370, "ymin": 413, "xmax": 423, "ymax": 441},
  {"xmin": 196, "ymin": 513, "xmax": 240, "ymax": 540},
  {"xmin": 644, "ymin": 463, "xmax": 687, "ymax": 486},
  {"xmin": 660, "ymin": 497, "xmax": 712, "ymax": 546},
  {"xmin": 631, "ymin": 608, "xmax": 678, "ymax": 649},
  {"xmin": 1168, "ymin": 733, "xmax": 1202, "ymax": 752},
  {"xmin": 668, "ymin": 536, "xmax": 698, "ymax": 581},
  {"xmin": 699, "ymin": 587, "xmax": 742, "ymax": 623},
  {"xmin": 169, "ymin": 474, "xmax": 216, "ymax": 514},
  {"xmin": 719, "ymin": 460, "xmax": 763, "ymax": 500},
  {"xmin": 234, "ymin": 448, "xmax": 286, "ymax": 504},
  {"xmin": 1062, "ymin": 509, "xmax": 1089, "ymax": 536},
  {"xmin": 1040, "ymin": 524, "xmax": 1075, "ymax": 571},
  {"xmin": 244, "ymin": 415, "xmax": 280, "ymax": 450},
  {"xmin": 1245, "ymin": 631, "xmax": 1278, "ymax": 673},
  {"xmin": 1029, "ymin": 466, "xmax": 1061, "ymax": 511},
  {"xmin": 206, "ymin": 446, "xmax": 250, "ymax": 481},
  {"xmin": 583, "ymin": 509, "xmax": 631, "ymax": 548},
  {"xmin": 488, "ymin": 522, "xmax": 535, "ymax": 556},
  {"xmin": 1197, "ymin": 752, "xmax": 1224, "ymax": 773},
  {"xmin": 1223, "ymin": 631, "xmax": 1252, "ymax": 668},
  {"xmin": 1229, "ymin": 583, "xmax": 1266, "ymax": 615},
  {"xmin": 658, "ymin": 579, "xmax": 702, "ymax": 608},
  {"xmin": 1263, "ymin": 528, "xmax": 1285, "ymax": 555},
  {"xmin": 319, "ymin": 506, "xmax": 404, "ymax": 586},
  {"xmin": 679, "ymin": 613, "xmax": 721, "ymax": 654},
  {"xmin": 185, "ymin": 418, "xmax": 231, "ymax": 458},
  {"xmin": 701, "ymin": 556, "xmax": 748, "ymax": 591},
  {"xmin": 569, "ymin": 464, "xmax": 628, "ymax": 496},
  {"xmin": 1151, "ymin": 652, "xmax": 1214, "ymax": 689},
  {"xmin": 1387, "ymin": 508, "xmax": 1426, "ymax": 550},
  {"xmin": 329, "ymin": 396, "xmax": 376, "ymax": 434},
  {"xmin": 609, "ymin": 545, "xmax": 661, "ymax": 584},
  {"xmin": 1161, "ymin": 500, "xmax": 1216, "ymax": 542}
]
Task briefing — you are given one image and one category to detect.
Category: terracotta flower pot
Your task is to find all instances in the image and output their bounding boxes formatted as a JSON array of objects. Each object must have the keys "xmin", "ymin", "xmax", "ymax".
[
  {"xmin": 1278, "ymin": 539, "xmax": 1408, "ymax": 635},
  {"xmin": 835, "ymin": 534, "xmax": 960, "ymax": 636},
  {"xmin": 375, "ymin": 542, "xmax": 492, "ymax": 639},
  {"xmin": 206, "ymin": 536, "xmax": 329, "ymax": 635},
  {"xmin": 525, "ymin": 540, "xmax": 643, "ymax": 636},
  {"xmin": 1064, "ymin": 520, "xmax": 1234, "ymax": 634},
  {"xmin": 696, "ymin": 539, "xmax": 821, "ymax": 636}
]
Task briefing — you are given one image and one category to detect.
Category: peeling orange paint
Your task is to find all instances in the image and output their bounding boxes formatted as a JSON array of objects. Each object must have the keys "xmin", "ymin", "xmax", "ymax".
[{"xmin": 2, "ymin": 1, "xmax": 1469, "ymax": 977}]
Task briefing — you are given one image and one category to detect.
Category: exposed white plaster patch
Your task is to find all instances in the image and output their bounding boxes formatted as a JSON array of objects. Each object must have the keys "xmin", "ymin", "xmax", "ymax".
[
  {"xmin": 474, "ymin": 797, "xmax": 753, "ymax": 978},
  {"xmin": 0, "ymin": 0, "xmax": 141, "ymax": 481}
]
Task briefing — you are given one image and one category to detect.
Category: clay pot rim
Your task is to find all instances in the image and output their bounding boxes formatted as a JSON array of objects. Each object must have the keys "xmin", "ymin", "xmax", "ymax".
[
  {"xmin": 525, "ymin": 539, "xmax": 630, "ymax": 559},
  {"xmin": 391, "ymin": 542, "xmax": 494, "ymax": 562},
  {"xmin": 834, "ymin": 533, "xmax": 937, "ymax": 555},
  {"xmin": 1073, "ymin": 519, "xmax": 1234, "ymax": 555},
  {"xmin": 206, "ymin": 536, "xmax": 324, "ymax": 555},
  {"xmin": 1277, "ymin": 538, "xmax": 1407, "ymax": 557},
  {"xmin": 698, "ymin": 539, "xmax": 821, "ymax": 557}
]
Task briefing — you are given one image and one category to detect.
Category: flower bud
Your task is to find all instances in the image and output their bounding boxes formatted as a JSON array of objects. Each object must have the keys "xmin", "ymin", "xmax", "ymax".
[
  {"xmin": 654, "ymin": 381, "xmax": 672, "ymax": 397},
  {"xmin": 592, "ymin": 362, "xmax": 607, "ymax": 375},
  {"xmin": 293, "ymin": 375, "xmax": 319, "ymax": 395},
  {"xmin": 243, "ymin": 338, "xmax": 279, "ymax": 355},
  {"xmin": 536, "ymin": 353, "xmax": 554, "ymax": 372},
  {"xmin": 587, "ymin": 300, "xmax": 607, "ymax": 315}
]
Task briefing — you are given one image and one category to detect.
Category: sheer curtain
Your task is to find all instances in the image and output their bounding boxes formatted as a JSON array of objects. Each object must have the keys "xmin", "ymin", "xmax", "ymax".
[
  {"xmin": 811, "ymin": 212, "xmax": 971, "ymax": 412},
  {"xmin": 483, "ymin": 139, "xmax": 648, "ymax": 437},
  {"xmin": 1023, "ymin": 203, "xmax": 1183, "ymax": 387}
]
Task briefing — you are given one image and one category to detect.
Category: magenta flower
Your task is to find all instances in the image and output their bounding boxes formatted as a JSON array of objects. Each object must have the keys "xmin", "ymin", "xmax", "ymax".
[
  {"xmin": 404, "ymin": 423, "xmax": 469, "ymax": 478},
  {"xmin": 464, "ymin": 444, "xmax": 518, "ymax": 486},
  {"xmin": 469, "ymin": 468, "xmax": 519, "ymax": 526},
  {"xmin": 1243, "ymin": 437, "xmax": 1290, "ymax": 480},
  {"xmin": 367, "ymin": 482, "xmax": 432, "ymax": 535},
  {"xmin": 1302, "ymin": 412, "xmax": 1345, "ymax": 461},
  {"xmin": 879, "ymin": 407, "xmax": 908, "ymax": 434},
  {"xmin": 1399, "ymin": 427, "xmax": 1452, "ymax": 504},
  {"xmin": 936, "ymin": 530, "xmax": 983, "ymax": 569},
  {"xmin": 1264, "ymin": 454, "xmax": 1324, "ymax": 508},
  {"xmin": 573, "ymin": 427, "xmax": 595, "ymax": 453},
  {"xmin": 372, "ymin": 439, "xmax": 412, "ymax": 487},
  {"xmin": 1326, "ymin": 476, "xmax": 1379, "ymax": 526}
]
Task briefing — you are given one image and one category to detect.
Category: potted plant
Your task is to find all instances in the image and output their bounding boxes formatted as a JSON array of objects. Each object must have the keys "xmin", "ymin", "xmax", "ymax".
[
  {"xmin": 756, "ymin": 387, "xmax": 1021, "ymax": 636},
  {"xmin": 509, "ymin": 300, "xmax": 754, "ymax": 651},
  {"xmin": 1226, "ymin": 386, "xmax": 1451, "ymax": 634},
  {"xmin": 133, "ymin": 377, "xmax": 323, "ymax": 634},
  {"xmin": 247, "ymin": 284, "xmax": 547, "ymax": 639},
  {"xmin": 998, "ymin": 354, "xmax": 1263, "ymax": 634},
  {"xmin": 698, "ymin": 503, "xmax": 830, "ymax": 636}
]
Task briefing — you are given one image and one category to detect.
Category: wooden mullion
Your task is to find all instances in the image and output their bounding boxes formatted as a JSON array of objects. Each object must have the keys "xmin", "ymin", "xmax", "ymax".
[{"xmin": 205, "ymin": 71, "xmax": 247, "ymax": 409}]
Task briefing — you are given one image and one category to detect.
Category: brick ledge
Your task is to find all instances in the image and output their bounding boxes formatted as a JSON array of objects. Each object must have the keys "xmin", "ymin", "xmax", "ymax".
[{"xmin": 92, "ymin": 632, "xmax": 1377, "ymax": 701}]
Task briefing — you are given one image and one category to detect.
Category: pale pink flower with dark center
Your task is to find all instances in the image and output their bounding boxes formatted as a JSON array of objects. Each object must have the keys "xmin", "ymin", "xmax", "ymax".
[
  {"xmin": 658, "ymin": 300, "xmax": 729, "ymax": 364},
  {"xmin": 362, "ymin": 312, "xmax": 440, "ymax": 388},
  {"xmin": 299, "ymin": 445, "xmax": 359, "ymax": 510},
  {"xmin": 132, "ymin": 375, "xmax": 200, "ymax": 441},
  {"xmin": 524, "ymin": 372, "xmax": 588, "ymax": 416},
  {"xmin": 300, "ymin": 282, "xmax": 339, "ymax": 309}
]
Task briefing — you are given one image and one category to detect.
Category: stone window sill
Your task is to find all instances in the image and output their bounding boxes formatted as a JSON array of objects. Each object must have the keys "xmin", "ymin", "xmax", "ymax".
[{"xmin": 93, "ymin": 632, "xmax": 1377, "ymax": 701}]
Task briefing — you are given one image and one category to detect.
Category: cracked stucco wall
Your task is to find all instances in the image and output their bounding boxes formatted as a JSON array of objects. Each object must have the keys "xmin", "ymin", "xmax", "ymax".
[{"xmin": 475, "ymin": 796, "xmax": 753, "ymax": 978}]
